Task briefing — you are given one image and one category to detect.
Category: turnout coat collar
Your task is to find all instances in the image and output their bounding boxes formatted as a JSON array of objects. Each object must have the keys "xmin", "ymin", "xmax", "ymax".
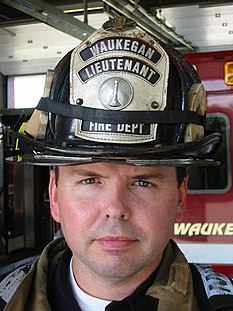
[{"xmin": 0, "ymin": 238, "xmax": 199, "ymax": 311}]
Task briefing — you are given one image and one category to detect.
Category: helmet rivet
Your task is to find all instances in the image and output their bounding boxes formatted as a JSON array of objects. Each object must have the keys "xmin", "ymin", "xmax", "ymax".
[
  {"xmin": 76, "ymin": 98, "xmax": 83, "ymax": 105},
  {"xmin": 85, "ymin": 40, "xmax": 91, "ymax": 46},
  {"xmin": 62, "ymin": 142, "xmax": 67, "ymax": 147},
  {"xmin": 151, "ymin": 101, "xmax": 159, "ymax": 109}
]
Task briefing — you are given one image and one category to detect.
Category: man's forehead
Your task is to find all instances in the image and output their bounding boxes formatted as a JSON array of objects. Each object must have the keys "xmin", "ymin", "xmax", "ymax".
[{"xmin": 59, "ymin": 161, "xmax": 176, "ymax": 175}]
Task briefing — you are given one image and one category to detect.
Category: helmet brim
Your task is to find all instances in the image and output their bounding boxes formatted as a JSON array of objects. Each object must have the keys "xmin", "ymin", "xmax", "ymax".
[{"xmin": 8, "ymin": 132, "xmax": 221, "ymax": 167}]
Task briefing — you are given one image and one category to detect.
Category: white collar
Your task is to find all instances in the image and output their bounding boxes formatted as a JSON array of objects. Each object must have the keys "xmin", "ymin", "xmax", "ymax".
[{"xmin": 69, "ymin": 258, "xmax": 111, "ymax": 311}]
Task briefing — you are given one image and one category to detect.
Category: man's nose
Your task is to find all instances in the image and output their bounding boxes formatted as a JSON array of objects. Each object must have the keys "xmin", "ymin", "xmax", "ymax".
[{"xmin": 103, "ymin": 185, "xmax": 131, "ymax": 220}]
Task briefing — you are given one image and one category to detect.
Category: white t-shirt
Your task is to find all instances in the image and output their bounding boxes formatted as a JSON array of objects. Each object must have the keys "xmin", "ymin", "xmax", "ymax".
[{"xmin": 69, "ymin": 259, "xmax": 111, "ymax": 311}]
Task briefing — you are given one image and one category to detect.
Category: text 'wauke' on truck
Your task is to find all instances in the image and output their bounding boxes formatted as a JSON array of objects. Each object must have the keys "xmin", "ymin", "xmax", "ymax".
[{"xmin": 173, "ymin": 50, "xmax": 233, "ymax": 277}]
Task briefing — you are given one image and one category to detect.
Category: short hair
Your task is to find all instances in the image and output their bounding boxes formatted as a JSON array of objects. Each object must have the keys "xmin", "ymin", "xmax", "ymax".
[
  {"xmin": 176, "ymin": 167, "xmax": 187, "ymax": 188},
  {"xmin": 54, "ymin": 166, "xmax": 59, "ymax": 186}
]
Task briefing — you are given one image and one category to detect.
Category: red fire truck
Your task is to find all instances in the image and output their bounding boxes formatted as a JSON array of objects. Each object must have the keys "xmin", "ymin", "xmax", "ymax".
[{"xmin": 173, "ymin": 51, "xmax": 233, "ymax": 277}]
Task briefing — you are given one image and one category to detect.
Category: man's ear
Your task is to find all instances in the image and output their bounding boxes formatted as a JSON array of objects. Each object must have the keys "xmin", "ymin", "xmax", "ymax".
[
  {"xmin": 49, "ymin": 169, "xmax": 61, "ymax": 223},
  {"xmin": 176, "ymin": 176, "xmax": 188, "ymax": 222}
]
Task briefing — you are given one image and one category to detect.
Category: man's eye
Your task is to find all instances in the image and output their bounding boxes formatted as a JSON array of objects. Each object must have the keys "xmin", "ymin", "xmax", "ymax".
[
  {"xmin": 82, "ymin": 178, "xmax": 96, "ymax": 184},
  {"xmin": 135, "ymin": 180, "xmax": 152, "ymax": 187}
]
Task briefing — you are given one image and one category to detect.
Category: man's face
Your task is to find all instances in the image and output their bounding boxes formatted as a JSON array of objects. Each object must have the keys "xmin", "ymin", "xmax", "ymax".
[{"xmin": 49, "ymin": 163, "xmax": 187, "ymax": 286}]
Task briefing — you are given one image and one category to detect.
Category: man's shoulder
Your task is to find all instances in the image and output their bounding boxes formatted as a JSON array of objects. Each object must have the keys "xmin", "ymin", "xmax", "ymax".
[
  {"xmin": 0, "ymin": 264, "xmax": 32, "ymax": 310},
  {"xmin": 0, "ymin": 239, "xmax": 66, "ymax": 310},
  {"xmin": 190, "ymin": 263, "xmax": 233, "ymax": 311}
]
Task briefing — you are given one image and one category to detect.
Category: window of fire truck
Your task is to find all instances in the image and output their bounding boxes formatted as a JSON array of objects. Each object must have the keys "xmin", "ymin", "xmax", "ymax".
[{"xmin": 188, "ymin": 113, "xmax": 231, "ymax": 193}]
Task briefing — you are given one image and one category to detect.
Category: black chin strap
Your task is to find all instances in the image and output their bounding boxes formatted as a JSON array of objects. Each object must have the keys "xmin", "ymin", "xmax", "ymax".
[{"xmin": 37, "ymin": 97, "xmax": 204, "ymax": 125}]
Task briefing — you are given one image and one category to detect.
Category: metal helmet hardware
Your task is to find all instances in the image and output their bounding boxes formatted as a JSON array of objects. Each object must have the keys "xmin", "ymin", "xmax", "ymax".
[{"xmin": 10, "ymin": 17, "xmax": 221, "ymax": 166}]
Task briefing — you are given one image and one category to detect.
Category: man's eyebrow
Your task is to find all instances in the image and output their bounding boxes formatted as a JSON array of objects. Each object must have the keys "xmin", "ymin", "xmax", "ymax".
[
  {"xmin": 70, "ymin": 169, "xmax": 165, "ymax": 180},
  {"xmin": 70, "ymin": 169, "xmax": 105, "ymax": 177},
  {"xmin": 132, "ymin": 173, "xmax": 165, "ymax": 180}
]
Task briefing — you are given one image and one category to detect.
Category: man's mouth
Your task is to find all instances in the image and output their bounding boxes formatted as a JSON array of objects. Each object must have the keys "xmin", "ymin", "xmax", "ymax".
[{"xmin": 96, "ymin": 236, "xmax": 137, "ymax": 250}]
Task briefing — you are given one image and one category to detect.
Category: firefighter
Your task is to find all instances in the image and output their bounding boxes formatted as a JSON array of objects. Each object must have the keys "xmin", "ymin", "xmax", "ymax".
[{"xmin": 0, "ymin": 17, "xmax": 232, "ymax": 311}]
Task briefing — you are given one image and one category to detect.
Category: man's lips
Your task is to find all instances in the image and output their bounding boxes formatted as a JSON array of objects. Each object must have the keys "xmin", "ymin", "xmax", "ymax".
[{"xmin": 96, "ymin": 236, "xmax": 137, "ymax": 249}]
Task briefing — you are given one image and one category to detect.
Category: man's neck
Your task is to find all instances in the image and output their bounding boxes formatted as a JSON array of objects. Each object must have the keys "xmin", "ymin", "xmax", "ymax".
[
  {"xmin": 71, "ymin": 256, "xmax": 160, "ymax": 301},
  {"xmin": 69, "ymin": 262, "xmax": 111, "ymax": 311}
]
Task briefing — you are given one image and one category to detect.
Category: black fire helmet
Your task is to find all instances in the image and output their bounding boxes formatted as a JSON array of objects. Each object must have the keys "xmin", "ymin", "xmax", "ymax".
[{"xmin": 9, "ymin": 17, "xmax": 221, "ymax": 167}]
